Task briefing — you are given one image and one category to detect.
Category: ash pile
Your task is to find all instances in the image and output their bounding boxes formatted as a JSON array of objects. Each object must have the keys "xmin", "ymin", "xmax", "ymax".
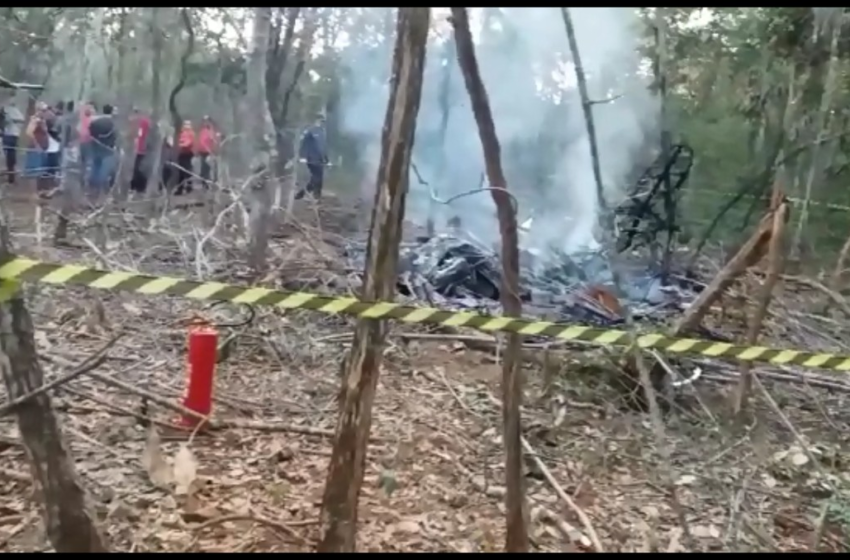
[{"xmin": 344, "ymin": 232, "xmax": 702, "ymax": 329}]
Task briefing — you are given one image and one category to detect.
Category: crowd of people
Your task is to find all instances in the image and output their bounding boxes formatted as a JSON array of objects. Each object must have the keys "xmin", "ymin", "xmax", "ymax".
[
  {"xmin": 0, "ymin": 95, "xmax": 221, "ymax": 199},
  {"xmin": 1, "ymin": 93, "xmax": 331, "ymax": 202}
]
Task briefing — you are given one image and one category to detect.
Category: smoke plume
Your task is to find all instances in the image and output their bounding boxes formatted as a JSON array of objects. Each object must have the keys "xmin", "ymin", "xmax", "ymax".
[{"xmin": 338, "ymin": 8, "xmax": 657, "ymax": 256}]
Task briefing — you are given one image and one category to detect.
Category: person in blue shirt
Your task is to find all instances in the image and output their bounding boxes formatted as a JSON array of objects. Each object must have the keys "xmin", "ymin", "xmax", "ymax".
[{"xmin": 295, "ymin": 113, "xmax": 328, "ymax": 200}]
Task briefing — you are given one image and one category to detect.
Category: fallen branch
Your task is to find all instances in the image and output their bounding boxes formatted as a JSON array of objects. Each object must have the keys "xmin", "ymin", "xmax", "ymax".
[
  {"xmin": 674, "ymin": 200, "xmax": 779, "ymax": 335},
  {"xmin": 0, "ymin": 333, "xmax": 123, "ymax": 417},
  {"xmin": 192, "ymin": 513, "xmax": 316, "ymax": 546},
  {"xmin": 784, "ymin": 274, "xmax": 850, "ymax": 318},
  {"xmin": 733, "ymin": 194, "xmax": 789, "ymax": 416},
  {"xmin": 520, "ymin": 436, "xmax": 604, "ymax": 552},
  {"xmin": 75, "ymin": 365, "xmax": 387, "ymax": 441}
]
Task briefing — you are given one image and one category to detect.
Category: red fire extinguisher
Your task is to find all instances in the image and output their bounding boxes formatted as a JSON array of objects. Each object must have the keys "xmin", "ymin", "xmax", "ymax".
[
  {"xmin": 180, "ymin": 321, "xmax": 218, "ymax": 428},
  {"xmin": 178, "ymin": 303, "xmax": 254, "ymax": 428}
]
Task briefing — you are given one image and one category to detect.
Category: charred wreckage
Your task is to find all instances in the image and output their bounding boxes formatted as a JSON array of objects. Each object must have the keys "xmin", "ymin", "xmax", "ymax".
[
  {"xmin": 340, "ymin": 144, "xmax": 721, "ymax": 409},
  {"xmin": 347, "ymin": 144, "xmax": 703, "ymax": 332}
]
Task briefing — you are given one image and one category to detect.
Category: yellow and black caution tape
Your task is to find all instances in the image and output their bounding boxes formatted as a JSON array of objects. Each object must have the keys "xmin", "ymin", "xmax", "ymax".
[{"xmin": 1, "ymin": 255, "xmax": 849, "ymax": 370}]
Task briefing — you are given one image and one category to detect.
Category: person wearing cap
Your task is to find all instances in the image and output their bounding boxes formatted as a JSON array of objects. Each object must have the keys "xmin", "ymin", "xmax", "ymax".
[
  {"xmin": 175, "ymin": 120, "xmax": 195, "ymax": 195},
  {"xmin": 295, "ymin": 113, "xmax": 329, "ymax": 200}
]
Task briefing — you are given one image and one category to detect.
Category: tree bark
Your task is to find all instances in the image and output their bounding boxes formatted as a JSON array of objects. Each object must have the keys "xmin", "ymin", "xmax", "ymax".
[
  {"xmin": 318, "ymin": 7, "xmax": 429, "ymax": 552},
  {"xmin": 53, "ymin": 7, "xmax": 102, "ymax": 245},
  {"xmin": 450, "ymin": 7, "xmax": 529, "ymax": 553},
  {"xmin": 791, "ymin": 21, "xmax": 840, "ymax": 256},
  {"xmin": 560, "ymin": 7, "xmax": 607, "ymax": 221},
  {"xmin": 0, "ymin": 221, "xmax": 107, "ymax": 552},
  {"xmin": 428, "ymin": 37, "xmax": 454, "ymax": 237},
  {"xmin": 144, "ymin": 7, "xmax": 165, "ymax": 197},
  {"xmin": 246, "ymin": 7, "xmax": 278, "ymax": 273},
  {"xmin": 732, "ymin": 190, "xmax": 789, "ymax": 417},
  {"xmin": 113, "ymin": 8, "xmax": 136, "ymax": 202},
  {"xmin": 653, "ymin": 7, "xmax": 676, "ymax": 274}
]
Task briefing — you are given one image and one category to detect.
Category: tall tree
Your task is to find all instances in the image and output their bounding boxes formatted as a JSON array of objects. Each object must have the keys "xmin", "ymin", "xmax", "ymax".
[
  {"xmin": 318, "ymin": 7, "xmax": 430, "ymax": 552},
  {"xmin": 246, "ymin": 7, "xmax": 278, "ymax": 272},
  {"xmin": 450, "ymin": 7, "xmax": 529, "ymax": 552}
]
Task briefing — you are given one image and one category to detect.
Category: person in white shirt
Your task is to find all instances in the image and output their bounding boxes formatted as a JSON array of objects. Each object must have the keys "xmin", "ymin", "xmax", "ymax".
[{"xmin": 1, "ymin": 93, "xmax": 24, "ymax": 184}]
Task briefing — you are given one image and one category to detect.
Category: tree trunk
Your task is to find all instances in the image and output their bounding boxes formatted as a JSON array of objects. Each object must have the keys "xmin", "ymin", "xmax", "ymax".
[
  {"xmin": 53, "ymin": 8, "xmax": 102, "ymax": 245},
  {"xmin": 246, "ymin": 7, "xmax": 278, "ymax": 273},
  {"xmin": 144, "ymin": 7, "xmax": 165, "ymax": 197},
  {"xmin": 560, "ymin": 7, "xmax": 607, "ymax": 222},
  {"xmin": 653, "ymin": 7, "xmax": 676, "ymax": 274},
  {"xmin": 318, "ymin": 7, "xmax": 429, "ymax": 552},
  {"xmin": 272, "ymin": 8, "xmax": 318, "ymax": 208},
  {"xmin": 732, "ymin": 192, "xmax": 789, "ymax": 417},
  {"xmin": 450, "ymin": 7, "xmax": 529, "ymax": 553},
  {"xmin": 0, "ymin": 221, "xmax": 107, "ymax": 552},
  {"xmin": 113, "ymin": 8, "xmax": 136, "ymax": 202},
  {"xmin": 428, "ymin": 38, "xmax": 454, "ymax": 237},
  {"xmin": 791, "ymin": 21, "xmax": 840, "ymax": 256}
]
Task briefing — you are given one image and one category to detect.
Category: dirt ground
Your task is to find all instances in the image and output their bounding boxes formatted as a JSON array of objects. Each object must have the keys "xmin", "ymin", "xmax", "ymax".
[{"xmin": 1, "ymin": 189, "xmax": 849, "ymax": 552}]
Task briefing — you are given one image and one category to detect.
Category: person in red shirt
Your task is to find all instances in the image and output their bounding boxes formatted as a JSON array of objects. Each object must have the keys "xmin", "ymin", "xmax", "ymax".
[
  {"xmin": 175, "ymin": 120, "xmax": 195, "ymax": 195},
  {"xmin": 130, "ymin": 109, "xmax": 151, "ymax": 194},
  {"xmin": 196, "ymin": 116, "xmax": 218, "ymax": 188}
]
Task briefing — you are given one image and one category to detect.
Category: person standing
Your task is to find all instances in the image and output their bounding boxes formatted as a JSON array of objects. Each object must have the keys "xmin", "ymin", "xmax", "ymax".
[
  {"xmin": 87, "ymin": 103, "xmax": 117, "ymax": 196},
  {"xmin": 39, "ymin": 102, "xmax": 64, "ymax": 194},
  {"xmin": 1, "ymin": 94, "xmax": 24, "ymax": 185},
  {"xmin": 77, "ymin": 103, "xmax": 95, "ymax": 188},
  {"xmin": 55, "ymin": 100, "xmax": 76, "ymax": 150},
  {"xmin": 130, "ymin": 109, "xmax": 151, "ymax": 195},
  {"xmin": 23, "ymin": 103, "xmax": 51, "ymax": 197},
  {"xmin": 196, "ymin": 116, "xmax": 218, "ymax": 188},
  {"xmin": 295, "ymin": 113, "xmax": 329, "ymax": 200},
  {"xmin": 175, "ymin": 120, "xmax": 195, "ymax": 195}
]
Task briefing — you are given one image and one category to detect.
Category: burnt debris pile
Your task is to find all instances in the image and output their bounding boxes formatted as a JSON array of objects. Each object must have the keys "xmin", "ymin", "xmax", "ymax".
[
  {"xmin": 345, "ymin": 234, "xmax": 703, "ymax": 329},
  {"xmin": 342, "ymin": 142, "xmax": 700, "ymax": 329}
]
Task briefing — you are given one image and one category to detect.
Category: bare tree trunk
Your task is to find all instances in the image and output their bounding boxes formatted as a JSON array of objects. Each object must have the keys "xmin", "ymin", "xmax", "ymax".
[
  {"xmin": 732, "ymin": 191, "xmax": 789, "ymax": 416},
  {"xmin": 272, "ymin": 9, "xmax": 319, "ymax": 209},
  {"xmin": 318, "ymin": 7, "xmax": 429, "ymax": 552},
  {"xmin": 113, "ymin": 8, "xmax": 136, "ymax": 202},
  {"xmin": 144, "ymin": 7, "xmax": 165, "ymax": 197},
  {"xmin": 653, "ymin": 7, "xmax": 675, "ymax": 273},
  {"xmin": 791, "ymin": 21, "xmax": 840, "ymax": 256},
  {"xmin": 563, "ymin": 7, "xmax": 692, "ymax": 546},
  {"xmin": 450, "ymin": 7, "xmax": 529, "ymax": 553},
  {"xmin": 53, "ymin": 8, "xmax": 102, "ymax": 245},
  {"xmin": 163, "ymin": 8, "xmax": 196, "ymax": 197},
  {"xmin": 428, "ymin": 38, "xmax": 454, "ymax": 237},
  {"xmin": 0, "ymin": 221, "xmax": 107, "ymax": 552},
  {"xmin": 246, "ymin": 7, "xmax": 278, "ymax": 273},
  {"xmin": 266, "ymin": 6, "xmax": 300, "ymax": 203},
  {"xmin": 560, "ymin": 7, "xmax": 606, "ymax": 220}
]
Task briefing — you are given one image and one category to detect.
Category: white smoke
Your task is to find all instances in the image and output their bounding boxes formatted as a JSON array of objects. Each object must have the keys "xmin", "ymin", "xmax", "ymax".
[{"xmin": 337, "ymin": 8, "xmax": 657, "ymax": 256}]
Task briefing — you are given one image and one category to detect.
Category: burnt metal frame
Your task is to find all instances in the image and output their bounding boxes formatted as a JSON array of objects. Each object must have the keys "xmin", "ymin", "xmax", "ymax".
[{"xmin": 614, "ymin": 143, "xmax": 694, "ymax": 268}]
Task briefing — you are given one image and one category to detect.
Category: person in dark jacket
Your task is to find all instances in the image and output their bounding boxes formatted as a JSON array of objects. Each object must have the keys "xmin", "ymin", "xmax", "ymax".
[
  {"xmin": 88, "ymin": 104, "xmax": 117, "ymax": 194},
  {"xmin": 295, "ymin": 114, "xmax": 328, "ymax": 200}
]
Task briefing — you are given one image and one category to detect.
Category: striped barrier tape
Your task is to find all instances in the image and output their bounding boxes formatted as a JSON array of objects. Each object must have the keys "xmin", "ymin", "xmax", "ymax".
[{"xmin": 0, "ymin": 255, "xmax": 848, "ymax": 371}]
